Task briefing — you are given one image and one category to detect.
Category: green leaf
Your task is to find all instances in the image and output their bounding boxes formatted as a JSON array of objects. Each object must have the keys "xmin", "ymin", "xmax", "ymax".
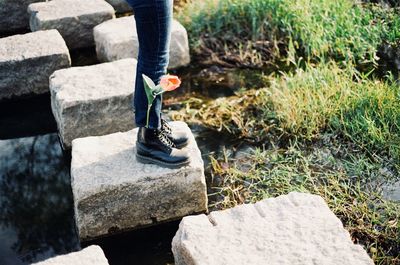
[
  {"xmin": 142, "ymin": 74, "xmax": 156, "ymax": 106},
  {"xmin": 142, "ymin": 74, "xmax": 156, "ymax": 89}
]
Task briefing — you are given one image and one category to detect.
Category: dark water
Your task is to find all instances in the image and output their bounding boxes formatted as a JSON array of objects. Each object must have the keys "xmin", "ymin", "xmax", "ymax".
[
  {"xmin": 0, "ymin": 133, "xmax": 78, "ymax": 264},
  {"xmin": 0, "ymin": 59, "xmax": 250, "ymax": 264}
]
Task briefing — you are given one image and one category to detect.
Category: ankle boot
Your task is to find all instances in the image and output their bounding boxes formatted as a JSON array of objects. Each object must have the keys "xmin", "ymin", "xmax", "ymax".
[
  {"xmin": 161, "ymin": 118, "xmax": 189, "ymax": 148},
  {"xmin": 136, "ymin": 127, "xmax": 190, "ymax": 169}
]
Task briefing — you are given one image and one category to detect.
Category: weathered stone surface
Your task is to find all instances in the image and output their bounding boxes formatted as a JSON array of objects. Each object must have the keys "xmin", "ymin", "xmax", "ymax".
[
  {"xmin": 105, "ymin": 0, "xmax": 133, "ymax": 13},
  {"xmin": 0, "ymin": 0, "xmax": 45, "ymax": 34},
  {"xmin": 71, "ymin": 121, "xmax": 207, "ymax": 240},
  {"xmin": 50, "ymin": 58, "xmax": 136, "ymax": 149},
  {"xmin": 0, "ymin": 30, "xmax": 70, "ymax": 100},
  {"xmin": 32, "ymin": 245, "xmax": 109, "ymax": 265},
  {"xmin": 94, "ymin": 15, "xmax": 190, "ymax": 69},
  {"xmin": 28, "ymin": 0, "xmax": 115, "ymax": 49},
  {"xmin": 172, "ymin": 192, "xmax": 374, "ymax": 265}
]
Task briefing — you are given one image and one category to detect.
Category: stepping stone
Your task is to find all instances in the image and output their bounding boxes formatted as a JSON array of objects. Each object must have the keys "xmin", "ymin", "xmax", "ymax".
[
  {"xmin": 105, "ymin": 0, "xmax": 133, "ymax": 13},
  {"xmin": 0, "ymin": 29, "xmax": 70, "ymax": 100},
  {"xmin": 50, "ymin": 58, "xmax": 137, "ymax": 149},
  {"xmin": 32, "ymin": 245, "xmax": 109, "ymax": 265},
  {"xmin": 94, "ymin": 15, "xmax": 190, "ymax": 69},
  {"xmin": 172, "ymin": 192, "xmax": 374, "ymax": 265},
  {"xmin": 28, "ymin": 0, "xmax": 115, "ymax": 49},
  {"xmin": 71, "ymin": 121, "xmax": 208, "ymax": 240},
  {"xmin": 0, "ymin": 0, "xmax": 45, "ymax": 35}
]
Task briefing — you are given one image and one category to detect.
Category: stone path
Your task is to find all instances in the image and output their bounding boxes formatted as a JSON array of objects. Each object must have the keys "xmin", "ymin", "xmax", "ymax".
[
  {"xmin": 0, "ymin": 29, "xmax": 70, "ymax": 100},
  {"xmin": 32, "ymin": 245, "xmax": 109, "ymax": 265},
  {"xmin": 1, "ymin": 1, "xmax": 209, "ymax": 264},
  {"xmin": 50, "ymin": 58, "xmax": 137, "ymax": 149},
  {"xmin": 71, "ymin": 121, "xmax": 207, "ymax": 240},
  {"xmin": 94, "ymin": 15, "xmax": 190, "ymax": 69},
  {"xmin": 28, "ymin": 0, "xmax": 115, "ymax": 49},
  {"xmin": 172, "ymin": 192, "xmax": 374, "ymax": 265}
]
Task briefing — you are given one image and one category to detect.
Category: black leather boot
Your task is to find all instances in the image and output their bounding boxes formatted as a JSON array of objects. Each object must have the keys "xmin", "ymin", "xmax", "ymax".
[
  {"xmin": 136, "ymin": 127, "xmax": 190, "ymax": 169},
  {"xmin": 161, "ymin": 118, "xmax": 189, "ymax": 148}
]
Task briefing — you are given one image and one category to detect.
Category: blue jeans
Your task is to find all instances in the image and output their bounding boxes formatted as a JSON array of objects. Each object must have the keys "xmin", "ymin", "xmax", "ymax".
[{"xmin": 125, "ymin": 0, "xmax": 172, "ymax": 129}]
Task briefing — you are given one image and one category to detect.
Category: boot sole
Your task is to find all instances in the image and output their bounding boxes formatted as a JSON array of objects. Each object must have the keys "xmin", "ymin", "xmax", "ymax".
[{"xmin": 136, "ymin": 154, "xmax": 190, "ymax": 169}]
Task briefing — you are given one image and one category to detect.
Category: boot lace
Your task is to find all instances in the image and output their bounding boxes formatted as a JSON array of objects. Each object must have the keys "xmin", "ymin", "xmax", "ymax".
[
  {"xmin": 157, "ymin": 129, "xmax": 175, "ymax": 148},
  {"xmin": 161, "ymin": 118, "xmax": 172, "ymax": 135}
]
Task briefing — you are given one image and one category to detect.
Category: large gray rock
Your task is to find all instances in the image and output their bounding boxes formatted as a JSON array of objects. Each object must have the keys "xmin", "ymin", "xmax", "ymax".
[
  {"xmin": 50, "ymin": 58, "xmax": 137, "ymax": 149},
  {"xmin": 0, "ymin": 0, "xmax": 45, "ymax": 34},
  {"xmin": 0, "ymin": 29, "xmax": 70, "ymax": 100},
  {"xmin": 28, "ymin": 0, "xmax": 115, "ymax": 49},
  {"xmin": 94, "ymin": 15, "xmax": 190, "ymax": 69},
  {"xmin": 172, "ymin": 192, "xmax": 374, "ymax": 265},
  {"xmin": 71, "ymin": 121, "xmax": 207, "ymax": 240},
  {"xmin": 32, "ymin": 245, "xmax": 109, "ymax": 265},
  {"xmin": 105, "ymin": 0, "xmax": 133, "ymax": 13}
]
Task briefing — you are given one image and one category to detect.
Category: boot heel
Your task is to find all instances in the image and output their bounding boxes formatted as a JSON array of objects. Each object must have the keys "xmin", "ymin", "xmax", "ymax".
[{"xmin": 136, "ymin": 154, "xmax": 153, "ymax": 165}]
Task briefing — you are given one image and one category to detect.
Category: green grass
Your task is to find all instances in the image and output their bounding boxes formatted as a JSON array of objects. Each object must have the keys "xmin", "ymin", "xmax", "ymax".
[
  {"xmin": 177, "ymin": 0, "xmax": 400, "ymax": 67},
  {"xmin": 173, "ymin": 62, "xmax": 400, "ymax": 162},
  {"xmin": 209, "ymin": 142, "xmax": 400, "ymax": 264}
]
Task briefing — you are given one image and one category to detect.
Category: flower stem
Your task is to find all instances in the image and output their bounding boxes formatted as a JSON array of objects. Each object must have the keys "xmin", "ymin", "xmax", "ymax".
[{"xmin": 146, "ymin": 105, "xmax": 151, "ymax": 128}]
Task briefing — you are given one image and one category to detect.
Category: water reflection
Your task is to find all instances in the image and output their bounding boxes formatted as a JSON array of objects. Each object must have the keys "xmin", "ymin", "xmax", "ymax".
[{"xmin": 0, "ymin": 133, "xmax": 79, "ymax": 264}]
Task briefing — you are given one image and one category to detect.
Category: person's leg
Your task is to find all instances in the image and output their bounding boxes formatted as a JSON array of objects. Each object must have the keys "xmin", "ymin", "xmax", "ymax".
[
  {"xmin": 126, "ymin": 0, "xmax": 190, "ymax": 168},
  {"xmin": 127, "ymin": 0, "xmax": 172, "ymax": 129}
]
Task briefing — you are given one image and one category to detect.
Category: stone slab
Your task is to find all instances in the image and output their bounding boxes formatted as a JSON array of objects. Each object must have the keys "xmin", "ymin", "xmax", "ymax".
[
  {"xmin": 32, "ymin": 245, "xmax": 109, "ymax": 265},
  {"xmin": 94, "ymin": 15, "xmax": 190, "ymax": 69},
  {"xmin": 172, "ymin": 192, "xmax": 374, "ymax": 265},
  {"xmin": 105, "ymin": 0, "xmax": 133, "ymax": 13},
  {"xmin": 0, "ymin": 29, "xmax": 71, "ymax": 100},
  {"xmin": 28, "ymin": 0, "xmax": 115, "ymax": 49},
  {"xmin": 0, "ymin": 0, "xmax": 45, "ymax": 34},
  {"xmin": 49, "ymin": 58, "xmax": 137, "ymax": 149},
  {"xmin": 71, "ymin": 121, "xmax": 208, "ymax": 240}
]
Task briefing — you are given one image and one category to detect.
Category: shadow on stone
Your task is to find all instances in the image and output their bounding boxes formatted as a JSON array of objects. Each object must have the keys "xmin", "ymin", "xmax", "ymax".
[{"xmin": 83, "ymin": 220, "xmax": 179, "ymax": 265}]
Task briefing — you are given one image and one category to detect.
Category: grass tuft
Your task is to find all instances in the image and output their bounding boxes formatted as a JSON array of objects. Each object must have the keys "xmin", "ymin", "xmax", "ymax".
[{"xmin": 177, "ymin": 0, "xmax": 400, "ymax": 68}]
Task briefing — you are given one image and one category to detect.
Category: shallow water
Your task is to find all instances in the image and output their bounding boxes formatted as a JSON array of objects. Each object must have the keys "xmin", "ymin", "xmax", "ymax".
[{"xmin": 0, "ymin": 133, "xmax": 78, "ymax": 264}]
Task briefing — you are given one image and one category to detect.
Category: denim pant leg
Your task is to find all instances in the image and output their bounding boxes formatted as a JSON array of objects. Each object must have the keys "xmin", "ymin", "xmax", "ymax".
[{"xmin": 125, "ymin": 0, "xmax": 172, "ymax": 129}]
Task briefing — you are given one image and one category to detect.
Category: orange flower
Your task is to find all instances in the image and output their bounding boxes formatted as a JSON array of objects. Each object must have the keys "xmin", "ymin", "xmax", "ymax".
[{"xmin": 160, "ymin": 74, "xmax": 181, "ymax": 91}]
